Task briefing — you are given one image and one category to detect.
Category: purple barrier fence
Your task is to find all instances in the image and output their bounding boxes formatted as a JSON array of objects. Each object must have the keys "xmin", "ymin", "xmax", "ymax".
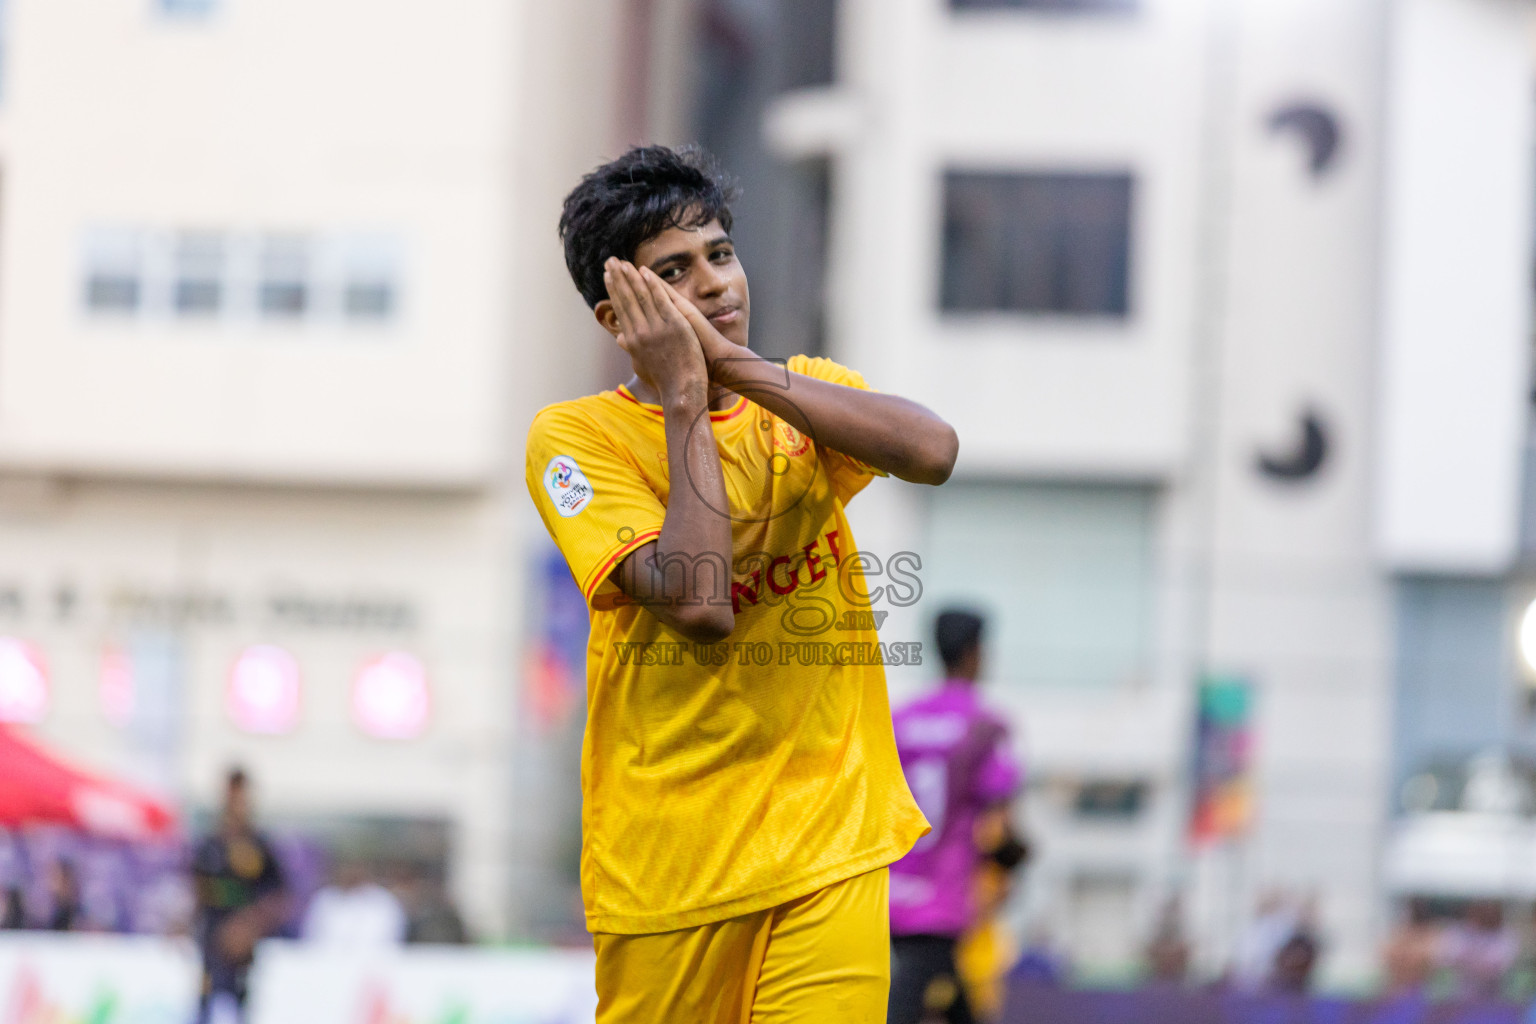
[{"xmin": 1002, "ymin": 985, "xmax": 1528, "ymax": 1024}]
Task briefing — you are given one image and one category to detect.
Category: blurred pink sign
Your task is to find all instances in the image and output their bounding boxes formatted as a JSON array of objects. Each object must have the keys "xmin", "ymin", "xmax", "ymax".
[
  {"xmin": 351, "ymin": 652, "xmax": 430, "ymax": 740},
  {"xmin": 99, "ymin": 646, "xmax": 134, "ymax": 728},
  {"xmin": 227, "ymin": 645, "xmax": 301, "ymax": 735},
  {"xmin": 0, "ymin": 638, "xmax": 48, "ymax": 725}
]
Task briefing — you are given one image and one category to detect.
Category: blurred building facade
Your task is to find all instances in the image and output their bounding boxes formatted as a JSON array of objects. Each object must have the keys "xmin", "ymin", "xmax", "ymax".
[
  {"xmin": 0, "ymin": 0, "xmax": 1532, "ymax": 983},
  {"xmin": 728, "ymin": 0, "xmax": 1535, "ymax": 985},
  {"xmin": 0, "ymin": 0, "xmax": 679, "ymax": 939}
]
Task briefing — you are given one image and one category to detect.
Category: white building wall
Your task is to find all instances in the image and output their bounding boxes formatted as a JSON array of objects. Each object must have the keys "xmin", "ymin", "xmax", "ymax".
[
  {"xmin": 0, "ymin": 0, "xmax": 635, "ymax": 940},
  {"xmin": 0, "ymin": 0, "xmax": 517, "ymax": 486},
  {"xmin": 810, "ymin": 0, "xmax": 1532, "ymax": 985},
  {"xmin": 1374, "ymin": 0, "xmax": 1535, "ymax": 575},
  {"xmin": 1193, "ymin": 0, "xmax": 1396, "ymax": 982}
]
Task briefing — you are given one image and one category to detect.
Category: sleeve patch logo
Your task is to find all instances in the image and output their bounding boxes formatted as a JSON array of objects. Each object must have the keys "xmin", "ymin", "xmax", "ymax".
[{"xmin": 544, "ymin": 455, "xmax": 594, "ymax": 518}]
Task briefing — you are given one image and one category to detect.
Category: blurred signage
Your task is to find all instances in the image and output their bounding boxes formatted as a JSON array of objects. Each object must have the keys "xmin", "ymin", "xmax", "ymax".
[
  {"xmin": 247, "ymin": 942, "xmax": 597, "ymax": 1024},
  {"xmin": 227, "ymin": 645, "xmax": 302, "ymax": 735},
  {"xmin": 0, "ymin": 640, "xmax": 48, "ymax": 725},
  {"xmin": 1189, "ymin": 675, "xmax": 1254, "ymax": 845},
  {"xmin": 351, "ymin": 652, "xmax": 431, "ymax": 740},
  {"xmin": 0, "ymin": 933, "xmax": 198, "ymax": 1024},
  {"xmin": 0, "ymin": 581, "xmax": 418, "ymax": 634}
]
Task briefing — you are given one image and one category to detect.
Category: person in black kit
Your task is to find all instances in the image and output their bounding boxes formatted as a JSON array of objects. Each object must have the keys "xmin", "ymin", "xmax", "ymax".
[
  {"xmin": 42, "ymin": 858, "xmax": 81, "ymax": 932},
  {"xmin": 1, "ymin": 885, "xmax": 25, "ymax": 929},
  {"xmin": 192, "ymin": 768, "xmax": 287, "ymax": 1022}
]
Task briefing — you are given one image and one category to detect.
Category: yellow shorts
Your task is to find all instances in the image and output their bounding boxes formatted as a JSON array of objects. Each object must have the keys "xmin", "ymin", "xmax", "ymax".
[{"xmin": 593, "ymin": 868, "xmax": 891, "ymax": 1024}]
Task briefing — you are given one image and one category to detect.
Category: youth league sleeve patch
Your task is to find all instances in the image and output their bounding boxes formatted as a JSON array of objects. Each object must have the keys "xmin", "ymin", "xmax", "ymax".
[{"xmin": 544, "ymin": 455, "xmax": 595, "ymax": 518}]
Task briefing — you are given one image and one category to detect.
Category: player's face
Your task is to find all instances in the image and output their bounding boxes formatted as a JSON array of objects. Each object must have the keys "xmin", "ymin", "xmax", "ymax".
[{"xmin": 633, "ymin": 219, "xmax": 751, "ymax": 348}]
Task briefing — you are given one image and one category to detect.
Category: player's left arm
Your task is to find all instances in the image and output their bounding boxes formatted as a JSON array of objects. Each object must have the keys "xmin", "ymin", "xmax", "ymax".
[{"xmin": 670, "ymin": 296, "xmax": 959, "ymax": 486}]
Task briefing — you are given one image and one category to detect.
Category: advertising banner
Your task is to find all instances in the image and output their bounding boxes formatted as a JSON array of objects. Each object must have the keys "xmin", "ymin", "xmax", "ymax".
[
  {"xmin": 0, "ymin": 933, "xmax": 199, "ymax": 1024},
  {"xmin": 248, "ymin": 942, "xmax": 598, "ymax": 1024},
  {"xmin": 1189, "ymin": 675, "xmax": 1255, "ymax": 845}
]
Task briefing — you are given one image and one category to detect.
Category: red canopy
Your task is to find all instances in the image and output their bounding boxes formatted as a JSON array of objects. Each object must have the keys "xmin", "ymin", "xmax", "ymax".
[{"xmin": 0, "ymin": 725, "xmax": 178, "ymax": 840}]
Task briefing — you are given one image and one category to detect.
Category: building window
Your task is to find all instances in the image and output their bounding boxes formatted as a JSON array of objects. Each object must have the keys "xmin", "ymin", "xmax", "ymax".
[
  {"xmin": 337, "ymin": 234, "xmax": 402, "ymax": 322},
  {"xmin": 82, "ymin": 227, "xmax": 403, "ymax": 329},
  {"xmin": 940, "ymin": 171, "xmax": 1134, "ymax": 317},
  {"xmin": 779, "ymin": 0, "xmax": 838, "ymax": 90},
  {"xmin": 82, "ymin": 229, "xmax": 144, "ymax": 315},
  {"xmin": 158, "ymin": 0, "xmax": 219, "ymax": 16},
  {"xmin": 258, "ymin": 235, "xmax": 309, "ymax": 318},
  {"xmin": 951, "ymin": 0, "xmax": 1136, "ymax": 11},
  {"xmin": 173, "ymin": 232, "xmax": 224, "ymax": 316},
  {"xmin": 923, "ymin": 483, "xmax": 1154, "ymax": 688}
]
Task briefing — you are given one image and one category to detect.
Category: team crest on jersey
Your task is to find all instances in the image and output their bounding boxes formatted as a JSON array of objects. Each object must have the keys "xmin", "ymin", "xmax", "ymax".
[
  {"xmin": 544, "ymin": 455, "xmax": 594, "ymax": 518},
  {"xmin": 773, "ymin": 421, "xmax": 812, "ymax": 457}
]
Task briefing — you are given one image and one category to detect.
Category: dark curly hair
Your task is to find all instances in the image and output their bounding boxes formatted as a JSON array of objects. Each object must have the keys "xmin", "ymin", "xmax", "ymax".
[{"xmin": 558, "ymin": 145, "xmax": 739, "ymax": 309}]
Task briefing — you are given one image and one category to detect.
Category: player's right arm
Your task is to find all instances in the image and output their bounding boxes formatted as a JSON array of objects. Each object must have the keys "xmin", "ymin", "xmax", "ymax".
[{"xmin": 603, "ymin": 259, "xmax": 736, "ymax": 643}]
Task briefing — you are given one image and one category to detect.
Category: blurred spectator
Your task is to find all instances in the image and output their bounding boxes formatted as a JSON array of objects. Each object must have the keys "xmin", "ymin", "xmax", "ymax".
[
  {"xmin": 1145, "ymin": 896, "xmax": 1192, "ymax": 985},
  {"xmin": 1233, "ymin": 889, "xmax": 1298, "ymax": 991},
  {"xmin": 1010, "ymin": 926, "xmax": 1068, "ymax": 987},
  {"xmin": 302, "ymin": 858, "xmax": 406, "ymax": 946},
  {"xmin": 403, "ymin": 874, "xmax": 470, "ymax": 945},
  {"xmin": 1381, "ymin": 899, "xmax": 1440, "ymax": 997},
  {"xmin": 1508, "ymin": 905, "xmax": 1536, "ymax": 1004},
  {"xmin": 1261, "ymin": 895, "xmax": 1323, "ymax": 994},
  {"xmin": 1270, "ymin": 930, "xmax": 1321, "ymax": 994},
  {"xmin": 956, "ymin": 825, "xmax": 1030, "ymax": 1020},
  {"xmin": 0, "ymin": 832, "xmax": 187, "ymax": 936},
  {"xmin": 41, "ymin": 858, "xmax": 80, "ymax": 932},
  {"xmin": 192, "ymin": 768, "xmax": 287, "ymax": 1024},
  {"xmin": 1, "ymin": 885, "xmax": 22, "ymax": 929},
  {"xmin": 1441, "ymin": 899, "xmax": 1518, "ymax": 1001},
  {"xmin": 888, "ymin": 609, "xmax": 1023, "ymax": 1024}
]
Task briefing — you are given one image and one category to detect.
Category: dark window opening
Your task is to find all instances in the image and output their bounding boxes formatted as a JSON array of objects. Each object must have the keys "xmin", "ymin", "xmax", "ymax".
[
  {"xmin": 260, "ymin": 283, "xmax": 307, "ymax": 317},
  {"xmin": 1073, "ymin": 779, "xmax": 1149, "ymax": 819},
  {"xmin": 175, "ymin": 280, "xmax": 220, "ymax": 314},
  {"xmin": 86, "ymin": 276, "xmax": 140, "ymax": 313},
  {"xmin": 777, "ymin": 0, "xmax": 838, "ymax": 90},
  {"xmin": 941, "ymin": 171, "xmax": 1134, "ymax": 317},
  {"xmin": 345, "ymin": 282, "xmax": 395, "ymax": 320},
  {"xmin": 952, "ymin": 0, "xmax": 1137, "ymax": 11},
  {"xmin": 174, "ymin": 233, "xmax": 223, "ymax": 316},
  {"xmin": 694, "ymin": 0, "xmax": 835, "ymax": 361},
  {"xmin": 259, "ymin": 236, "xmax": 309, "ymax": 319},
  {"xmin": 159, "ymin": 0, "xmax": 219, "ymax": 16}
]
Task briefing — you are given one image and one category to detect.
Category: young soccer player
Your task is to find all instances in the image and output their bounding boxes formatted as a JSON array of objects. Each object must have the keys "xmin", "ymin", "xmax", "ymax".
[{"xmin": 526, "ymin": 145, "xmax": 958, "ymax": 1022}]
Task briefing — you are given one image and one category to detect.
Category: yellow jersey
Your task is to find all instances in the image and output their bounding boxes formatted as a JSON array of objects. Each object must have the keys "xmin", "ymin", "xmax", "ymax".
[{"xmin": 525, "ymin": 354, "xmax": 929, "ymax": 934}]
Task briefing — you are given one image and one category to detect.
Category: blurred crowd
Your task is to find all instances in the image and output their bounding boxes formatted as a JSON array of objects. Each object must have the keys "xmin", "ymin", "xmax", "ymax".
[
  {"xmin": 1144, "ymin": 890, "xmax": 1536, "ymax": 1003},
  {"xmin": 1080, "ymin": 890, "xmax": 1536, "ymax": 1008},
  {"xmin": 0, "ymin": 768, "xmax": 469, "ymax": 1020},
  {"xmin": 1379, "ymin": 898, "xmax": 1536, "ymax": 1002}
]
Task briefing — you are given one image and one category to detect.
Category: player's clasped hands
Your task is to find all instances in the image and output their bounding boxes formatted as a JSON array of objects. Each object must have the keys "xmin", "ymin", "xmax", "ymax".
[{"xmin": 604, "ymin": 258, "xmax": 708, "ymax": 399}]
